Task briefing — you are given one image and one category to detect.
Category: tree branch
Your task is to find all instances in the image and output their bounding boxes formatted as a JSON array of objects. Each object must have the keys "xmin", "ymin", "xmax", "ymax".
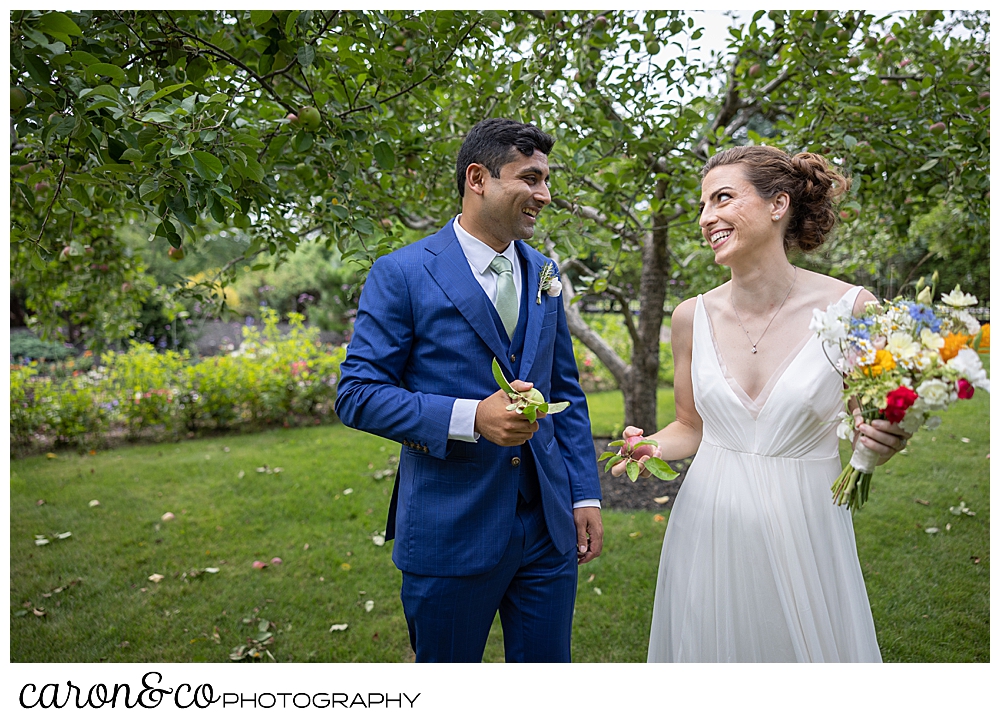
[
  {"xmin": 337, "ymin": 19, "xmax": 481, "ymax": 119},
  {"xmin": 544, "ymin": 238, "xmax": 629, "ymax": 384},
  {"xmin": 162, "ymin": 11, "xmax": 297, "ymax": 113}
]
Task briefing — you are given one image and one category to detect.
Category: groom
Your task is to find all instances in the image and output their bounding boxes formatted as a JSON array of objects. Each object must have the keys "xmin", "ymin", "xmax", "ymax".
[{"xmin": 335, "ymin": 118, "xmax": 603, "ymax": 663}]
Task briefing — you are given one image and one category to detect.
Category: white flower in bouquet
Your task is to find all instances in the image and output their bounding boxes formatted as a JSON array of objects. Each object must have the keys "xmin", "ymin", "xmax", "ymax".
[
  {"xmin": 809, "ymin": 299, "xmax": 853, "ymax": 344},
  {"xmin": 953, "ymin": 309, "xmax": 981, "ymax": 336},
  {"xmin": 915, "ymin": 378, "xmax": 952, "ymax": 410},
  {"xmin": 883, "ymin": 303, "xmax": 916, "ymax": 333},
  {"xmin": 940, "ymin": 285, "xmax": 977, "ymax": 308},
  {"xmin": 898, "ymin": 408, "xmax": 927, "ymax": 434},
  {"xmin": 835, "ymin": 411, "xmax": 853, "ymax": 440},
  {"xmin": 886, "ymin": 332, "xmax": 921, "ymax": 365},
  {"xmin": 920, "ymin": 328, "xmax": 945, "ymax": 351},
  {"xmin": 947, "ymin": 347, "xmax": 990, "ymax": 392}
]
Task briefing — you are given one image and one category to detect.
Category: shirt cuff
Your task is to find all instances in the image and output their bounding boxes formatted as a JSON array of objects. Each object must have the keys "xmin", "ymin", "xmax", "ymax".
[
  {"xmin": 448, "ymin": 398, "xmax": 481, "ymax": 442},
  {"xmin": 573, "ymin": 499, "xmax": 601, "ymax": 509}
]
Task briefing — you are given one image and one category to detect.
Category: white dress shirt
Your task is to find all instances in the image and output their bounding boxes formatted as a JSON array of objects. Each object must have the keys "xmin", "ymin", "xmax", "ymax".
[{"xmin": 446, "ymin": 216, "xmax": 599, "ymax": 509}]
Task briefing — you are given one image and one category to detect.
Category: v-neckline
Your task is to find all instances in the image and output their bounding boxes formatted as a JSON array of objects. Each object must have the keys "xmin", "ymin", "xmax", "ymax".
[{"xmin": 697, "ymin": 286, "xmax": 858, "ymax": 421}]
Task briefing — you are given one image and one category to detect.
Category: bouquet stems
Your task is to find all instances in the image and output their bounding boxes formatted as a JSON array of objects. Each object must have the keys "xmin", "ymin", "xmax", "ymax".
[{"xmin": 832, "ymin": 440, "xmax": 879, "ymax": 511}]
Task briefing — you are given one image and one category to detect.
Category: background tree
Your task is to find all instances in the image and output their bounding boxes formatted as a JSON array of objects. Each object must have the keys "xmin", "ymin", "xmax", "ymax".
[{"xmin": 10, "ymin": 10, "xmax": 989, "ymax": 430}]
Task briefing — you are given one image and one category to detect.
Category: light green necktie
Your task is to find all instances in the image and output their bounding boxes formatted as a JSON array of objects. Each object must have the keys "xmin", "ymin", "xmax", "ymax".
[{"xmin": 489, "ymin": 254, "xmax": 518, "ymax": 340}]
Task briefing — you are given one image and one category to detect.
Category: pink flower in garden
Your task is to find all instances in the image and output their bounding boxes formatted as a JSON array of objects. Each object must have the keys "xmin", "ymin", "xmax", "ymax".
[{"xmin": 252, "ymin": 560, "xmax": 267, "ymax": 570}]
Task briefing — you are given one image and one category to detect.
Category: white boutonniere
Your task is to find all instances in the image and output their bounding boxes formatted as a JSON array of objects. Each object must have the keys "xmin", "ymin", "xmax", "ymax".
[{"xmin": 536, "ymin": 262, "xmax": 562, "ymax": 304}]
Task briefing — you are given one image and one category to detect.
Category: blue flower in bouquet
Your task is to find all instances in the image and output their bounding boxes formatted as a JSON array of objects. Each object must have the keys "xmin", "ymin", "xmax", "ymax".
[
  {"xmin": 849, "ymin": 317, "xmax": 873, "ymax": 341},
  {"xmin": 904, "ymin": 303, "xmax": 941, "ymax": 334}
]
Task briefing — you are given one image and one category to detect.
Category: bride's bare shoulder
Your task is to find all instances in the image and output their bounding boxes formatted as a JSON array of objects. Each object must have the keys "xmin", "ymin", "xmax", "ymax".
[
  {"xmin": 798, "ymin": 269, "xmax": 875, "ymax": 315},
  {"xmin": 668, "ymin": 297, "xmax": 699, "ymax": 344}
]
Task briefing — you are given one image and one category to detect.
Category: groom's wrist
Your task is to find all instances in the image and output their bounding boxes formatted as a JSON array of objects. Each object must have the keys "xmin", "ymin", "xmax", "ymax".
[{"xmin": 573, "ymin": 499, "xmax": 601, "ymax": 509}]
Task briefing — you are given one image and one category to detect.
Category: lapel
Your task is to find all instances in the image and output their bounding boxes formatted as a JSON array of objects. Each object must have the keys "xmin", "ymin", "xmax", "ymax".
[
  {"xmin": 515, "ymin": 240, "xmax": 545, "ymax": 379},
  {"xmin": 424, "ymin": 224, "xmax": 512, "ymax": 377}
]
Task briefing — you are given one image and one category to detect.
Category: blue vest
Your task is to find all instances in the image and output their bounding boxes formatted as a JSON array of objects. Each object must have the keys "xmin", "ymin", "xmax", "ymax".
[{"xmin": 486, "ymin": 254, "xmax": 540, "ymax": 503}]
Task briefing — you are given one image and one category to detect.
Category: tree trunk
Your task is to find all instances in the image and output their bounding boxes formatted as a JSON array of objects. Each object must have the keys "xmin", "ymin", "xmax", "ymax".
[
  {"xmin": 622, "ymin": 189, "xmax": 670, "ymax": 433},
  {"xmin": 550, "ymin": 185, "xmax": 672, "ymax": 435}
]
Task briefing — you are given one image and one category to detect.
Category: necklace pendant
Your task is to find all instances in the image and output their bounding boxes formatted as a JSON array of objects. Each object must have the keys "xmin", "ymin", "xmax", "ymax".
[{"xmin": 751, "ymin": 346, "xmax": 757, "ymax": 354}]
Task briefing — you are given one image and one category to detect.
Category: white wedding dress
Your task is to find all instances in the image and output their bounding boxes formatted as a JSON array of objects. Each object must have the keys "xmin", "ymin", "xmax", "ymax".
[{"xmin": 647, "ymin": 287, "xmax": 882, "ymax": 662}]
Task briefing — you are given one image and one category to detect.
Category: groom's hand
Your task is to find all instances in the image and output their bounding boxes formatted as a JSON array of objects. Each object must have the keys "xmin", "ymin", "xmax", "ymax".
[
  {"xmin": 474, "ymin": 380, "xmax": 545, "ymax": 446},
  {"xmin": 574, "ymin": 507, "xmax": 603, "ymax": 565}
]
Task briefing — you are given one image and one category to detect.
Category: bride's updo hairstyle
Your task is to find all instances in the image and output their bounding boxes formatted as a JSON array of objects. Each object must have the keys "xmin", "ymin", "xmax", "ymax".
[{"xmin": 702, "ymin": 146, "xmax": 851, "ymax": 252}]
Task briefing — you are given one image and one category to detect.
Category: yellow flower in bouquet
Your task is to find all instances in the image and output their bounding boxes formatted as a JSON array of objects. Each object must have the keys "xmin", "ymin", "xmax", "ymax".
[
  {"xmin": 860, "ymin": 349, "xmax": 896, "ymax": 377},
  {"xmin": 940, "ymin": 333, "xmax": 971, "ymax": 362},
  {"xmin": 977, "ymin": 324, "xmax": 990, "ymax": 353}
]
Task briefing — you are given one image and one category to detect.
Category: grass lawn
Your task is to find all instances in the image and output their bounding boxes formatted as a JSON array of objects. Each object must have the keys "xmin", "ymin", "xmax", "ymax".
[
  {"xmin": 585, "ymin": 387, "xmax": 676, "ymax": 437},
  {"xmin": 10, "ymin": 386, "xmax": 989, "ymax": 662}
]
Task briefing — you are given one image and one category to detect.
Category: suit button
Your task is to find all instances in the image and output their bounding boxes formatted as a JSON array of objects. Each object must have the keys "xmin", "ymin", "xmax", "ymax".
[
  {"xmin": 510, "ymin": 354, "xmax": 516, "ymax": 362},
  {"xmin": 511, "ymin": 457, "xmax": 520, "ymax": 467}
]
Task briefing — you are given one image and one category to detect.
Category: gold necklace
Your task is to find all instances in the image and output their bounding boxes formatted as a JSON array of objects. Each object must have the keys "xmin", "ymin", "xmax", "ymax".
[{"xmin": 730, "ymin": 267, "xmax": 797, "ymax": 354}]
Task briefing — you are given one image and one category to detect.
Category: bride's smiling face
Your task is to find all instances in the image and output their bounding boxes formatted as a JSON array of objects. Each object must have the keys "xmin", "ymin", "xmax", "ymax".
[{"xmin": 699, "ymin": 164, "xmax": 786, "ymax": 266}]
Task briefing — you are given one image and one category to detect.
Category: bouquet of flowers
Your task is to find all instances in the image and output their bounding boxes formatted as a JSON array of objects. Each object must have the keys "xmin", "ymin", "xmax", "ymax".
[{"xmin": 810, "ymin": 278, "xmax": 990, "ymax": 511}]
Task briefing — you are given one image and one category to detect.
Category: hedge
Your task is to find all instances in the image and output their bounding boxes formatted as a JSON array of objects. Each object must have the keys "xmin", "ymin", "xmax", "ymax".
[{"xmin": 10, "ymin": 310, "xmax": 345, "ymax": 453}]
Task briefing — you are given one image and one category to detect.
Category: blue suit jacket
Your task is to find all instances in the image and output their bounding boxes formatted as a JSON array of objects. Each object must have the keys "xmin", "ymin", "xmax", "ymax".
[{"xmin": 335, "ymin": 221, "xmax": 601, "ymax": 576}]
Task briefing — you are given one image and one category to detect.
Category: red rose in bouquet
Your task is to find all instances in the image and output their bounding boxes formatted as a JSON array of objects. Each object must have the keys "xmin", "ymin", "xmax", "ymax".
[
  {"xmin": 957, "ymin": 378, "xmax": 975, "ymax": 399},
  {"xmin": 881, "ymin": 386, "xmax": 918, "ymax": 423}
]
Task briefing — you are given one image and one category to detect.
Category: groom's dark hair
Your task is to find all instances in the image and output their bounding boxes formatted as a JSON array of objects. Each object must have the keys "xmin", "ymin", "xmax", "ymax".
[{"xmin": 456, "ymin": 118, "xmax": 554, "ymax": 198}]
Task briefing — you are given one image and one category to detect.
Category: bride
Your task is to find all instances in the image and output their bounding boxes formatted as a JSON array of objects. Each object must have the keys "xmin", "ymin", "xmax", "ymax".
[{"xmin": 617, "ymin": 146, "xmax": 911, "ymax": 663}]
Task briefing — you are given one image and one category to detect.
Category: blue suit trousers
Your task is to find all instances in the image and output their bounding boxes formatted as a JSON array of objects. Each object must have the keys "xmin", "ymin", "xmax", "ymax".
[{"xmin": 400, "ymin": 494, "xmax": 578, "ymax": 663}]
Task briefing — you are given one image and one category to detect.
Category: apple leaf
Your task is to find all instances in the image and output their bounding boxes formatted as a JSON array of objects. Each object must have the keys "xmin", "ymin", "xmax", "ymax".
[
  {"xmin": 643, "ymin": 457, "xmax": 679, "ymax": 480},
  {"xmin": 491, "ymin": 358, "xmax": 516, "ymax": 395},
  {"xmin": 546, "ymin": 401, "xmax": 570, "ymax": 413},
  {"xmin": 626, "ymin": 460, "xmax": 639, "ymax": 481}
]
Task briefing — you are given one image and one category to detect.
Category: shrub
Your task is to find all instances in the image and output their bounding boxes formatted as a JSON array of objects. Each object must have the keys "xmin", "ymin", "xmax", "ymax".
[
  {"xmin": 9, "ymin": 309, "xmax": 347, "ymax": 452},
  {"xmin": 9, "ymin": 330, "xmax": 73, "ymax": 362},
  {"xmin": 10, "ymin": 364, "xmax": 46, "ymax": 448}
]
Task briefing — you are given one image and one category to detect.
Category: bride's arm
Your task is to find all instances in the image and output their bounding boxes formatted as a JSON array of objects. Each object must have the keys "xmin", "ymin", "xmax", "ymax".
[
  {"xmin": 612, "ymin": 298, "xmax": 702, "ymax": 477},
  {"xmin": 849, "ymin": 288, "xmax": 912, "ymax": 463},
  {"xmin": 644, "ymin": 298, "xmax": 703, "ymax": 460}
]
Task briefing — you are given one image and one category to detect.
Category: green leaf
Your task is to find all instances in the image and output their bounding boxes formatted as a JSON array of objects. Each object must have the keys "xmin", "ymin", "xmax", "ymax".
[
  {"xmin": 546, "ymin": 401, "xmax": 570, "ymax": 413},
  {"xmin": 492, "ymin": 358, "xmax": 516, "ymax": 395},
  {"xmin": 119, "ymin": 148, "xmax": 142, "ymax": 162},
  {"xmin": 145, "ymin": 81, "xmax": 192, "ymax": 105},
  {"xmin": 916, "ymin": 159, "xmax": 939, "ymax": 172},
  {"xmin": 191, "ymin": 151, "xmax": 224, "ymax": 179},
  {"xmin": 607, "ymin": 440, "xmax": 625, "ymax": 447},
  {"xmin": 38, "ymin": 12, "xmax": 83, "ymax": 42},
  {"xmin": 297, "ymin": 45, "xmax": 315, "ymax": 67},
  {"xmin": 250, "ymin": 10, "xmax": 273, "ymax": 26},
  {"xmin": 597, "ymin": 452, "xmax": 616, "ymax": 461},
  {"xmin": 604, "ymin": 456, "xmax": 622, "ymax": 473},
  {"xmin": 292, "ymin": 132, "xmax": 314, "ymax": 153},
  {"xmin": 351, "ymin": 217, "xmax": 374, "ymax": 235},
  {"xmin": 523, "ymin": 405, "xmax": 537, "ymax": 423},
  {"xmin": 643, "ymin": 457, "xmax": 679, "ymax": 481},
  {"xmin": 243, "ymin": 157, "xmax": 266, "ymax": 183},
  {"xmin": 88, "ymin": 63, "xmax": 127, "ymax": 83},
  {"xmin": 626, "ymin": 460, "xmax": 640, "ymax": 482},
  {"xmin": 373, "ymin": 141, "xmax": 395, "ymax": 170},
  {"xmin": 30, "ymin": 248, "xmax": 47, "ymax": 270},
  {"xmin": 330, "ymin": 204, "xmax": 349, "ymax": 220}
]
